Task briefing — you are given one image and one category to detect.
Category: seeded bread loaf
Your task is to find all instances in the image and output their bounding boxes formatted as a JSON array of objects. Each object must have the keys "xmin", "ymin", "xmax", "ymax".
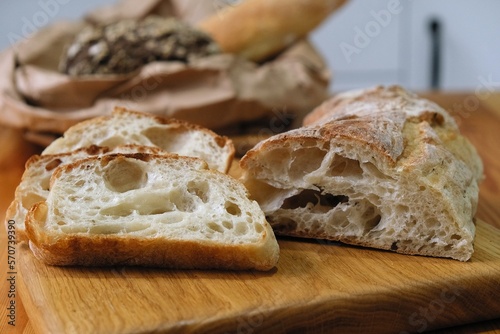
[
  {"xmin": 42, "ymin": 107, "xmax": 235, "ymax": 173},
  {"xmin": 60, "ymin": 16, "xmax": 220, "ymax": 76},
  {"xmin": 26, "ymin": 153, "xmax": 279, "ymax": 270},
  {"xmin": 240, "ymin": 85, "xmax": 483, "ymax": 261}
]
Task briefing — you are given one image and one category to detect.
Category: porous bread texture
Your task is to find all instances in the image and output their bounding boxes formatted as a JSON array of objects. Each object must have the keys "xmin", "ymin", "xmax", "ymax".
[
  {"xmin": 6, "ymin": 145, "xmax": 167, "ymax": 243},
  {"xmin": 240, "ymin": 85, "xmax": 483, "ymax": 261},
  {"xmin": 26, "ymin": 153, "xmax": 279, "ymax": 271},
  {"xmin": 42, "ymin": 107, "xmax": 235, "ymax": 173}
]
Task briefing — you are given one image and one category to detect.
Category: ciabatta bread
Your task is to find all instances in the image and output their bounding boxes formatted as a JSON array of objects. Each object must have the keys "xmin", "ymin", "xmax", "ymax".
[
  {"xmin": 42, "ymin": 107, "xmax": 235, "ymax": 173},
  {"xmin": 240, "ymin": 86, "xmax": 483, "ymax": 261},
  {"xmin": 6, "ymin": 145, "xmax": 167, "ymax": 242},
  {"xmin": 26, "ymin": 153, "xmax": 279, "ymax": 271}
]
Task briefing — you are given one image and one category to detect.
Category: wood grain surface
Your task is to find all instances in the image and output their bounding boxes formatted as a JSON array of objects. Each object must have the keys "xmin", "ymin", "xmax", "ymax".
[
  {"xmin": 14, "ymin": 218, "xmax": 500, "ymax": 334},
  {"xmin": 1, "ymin": 92, "xmax": 500, "ymax": 333}
]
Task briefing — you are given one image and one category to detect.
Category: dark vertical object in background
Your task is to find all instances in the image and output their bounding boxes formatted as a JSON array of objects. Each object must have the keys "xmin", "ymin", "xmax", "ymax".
[{"xmin": 429, "ymin": 18, "xmax": 442, "ymax": 90}]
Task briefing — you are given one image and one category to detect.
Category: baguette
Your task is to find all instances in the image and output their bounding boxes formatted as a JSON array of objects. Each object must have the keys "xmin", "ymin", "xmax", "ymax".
[
  {"xmin": 240, "ymin": 85, "xmax": 483, "ymax": 261},
  {"xmin": 25, "ymin": 153, "xmax": 279, "ymax": 271},
  {"xmin": 6, "ymin": 145, "xmax": 167, "ymax": 243},
  {"xmin": 198, "ymin": 0, "xmax": 347, "ymax": 62},
  {"xmin": 42, "ymin": 107, "xmax": 235, "ymax": 173}
]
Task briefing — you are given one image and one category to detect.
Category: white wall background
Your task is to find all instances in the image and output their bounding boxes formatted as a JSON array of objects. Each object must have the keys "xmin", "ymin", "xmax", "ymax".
[
  {"xmin": 311, "ymin": 0, "xmax": 500, "ymax": 92},
  {"xmin": 1, "ymin": 0, "xmax": 500, "ymax": 93}
]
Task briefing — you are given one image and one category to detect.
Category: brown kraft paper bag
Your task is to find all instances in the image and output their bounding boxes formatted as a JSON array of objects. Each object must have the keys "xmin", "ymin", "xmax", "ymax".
[{"xmin": 0, "ymin": 0, "xmax": 330, "ymax": 147}]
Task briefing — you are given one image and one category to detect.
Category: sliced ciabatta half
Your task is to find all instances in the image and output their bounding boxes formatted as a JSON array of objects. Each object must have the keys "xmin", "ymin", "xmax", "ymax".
[
  {"xmin": 6, "ymin": 145, "xmax": 167, "ymax": 243},
  {"xmin": 26, "ymin": 153, "xmax": 279, "ymax": 271},
  {"xmin": 42, "ymin": 107, "xmax": 235, "ymax": 173},
  {"xmin": 240, "ymin": 85, "xmax": 483, "ymax": 261}
]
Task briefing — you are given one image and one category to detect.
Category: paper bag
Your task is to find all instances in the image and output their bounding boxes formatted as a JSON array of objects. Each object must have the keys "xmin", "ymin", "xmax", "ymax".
[{"xmin": 0, "ymin": 0, "xmax": 330, "ymax": 146}]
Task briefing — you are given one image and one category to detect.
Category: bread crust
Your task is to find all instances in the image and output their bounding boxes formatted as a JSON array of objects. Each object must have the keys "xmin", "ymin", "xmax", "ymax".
[
  {"xmin": 198, "ymin": 0, "xmax": 347, "ymax": 62},
  {"xmin": 240, "ymin": 85, "xmax": 483, "ymax": 261},
  {"xmin": 242, "ymin": 86, "xmax": 482, "ymax": 176},
  {"xmin": 304, "ymin": 86, "xmax": 483, "ymax": 179},
  {"xmin": 43, "ymin": 106, "xmax": 236, "ymax": 173}
]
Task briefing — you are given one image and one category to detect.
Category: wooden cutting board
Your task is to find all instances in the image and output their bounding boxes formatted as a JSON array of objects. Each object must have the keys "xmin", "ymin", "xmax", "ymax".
[{"xmin": 18, "ymin": 219, "xmax": 500, "ymax": 334}]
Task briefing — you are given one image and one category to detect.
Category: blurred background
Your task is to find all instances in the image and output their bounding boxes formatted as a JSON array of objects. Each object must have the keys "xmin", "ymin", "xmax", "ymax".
[
  {"xmin": 1, "ymin": 0, "xmax": 499, "ymax": 93},
  {"xmin": 311, "ymin": 0, "xmax": 500, "ymax": 92}
]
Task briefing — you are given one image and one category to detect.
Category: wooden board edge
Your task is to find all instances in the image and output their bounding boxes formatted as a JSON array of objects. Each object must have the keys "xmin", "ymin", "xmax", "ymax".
[{"xmin": 18, "ymin": 244, "xmax": 62, "ymax": 334}]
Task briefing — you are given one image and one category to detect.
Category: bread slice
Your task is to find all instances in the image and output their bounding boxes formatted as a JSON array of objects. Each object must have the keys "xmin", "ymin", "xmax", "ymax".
[
  {"xmin": 6, "ymin": 145, "xmax": 168, "ymax": 243},
  {"xmin": 240, "ymin": 85, "xmax": 483, "ymax": 261},
  {"xmin": 42, "ymin": 107, "xmax": 235, "ymax": 173},
  {"xmin": 25, "ymin": 153, "xmax": 279, "ymax": 271}
]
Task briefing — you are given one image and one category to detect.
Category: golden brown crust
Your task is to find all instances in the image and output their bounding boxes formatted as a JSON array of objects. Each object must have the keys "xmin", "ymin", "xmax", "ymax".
[
  {"xmin": 243, "ymin": 86, "xmax": 480, "ymax": 180},
  {"xmin": 241, "ymin": 84, "xmax": 477, "ymax": 176},
  {"xmin": 303, "ymin": 85, "xmax": 454, "ymax": 126},
  {"xmin": 198, "ymin": 0, "xmax": 347, "ymax": 62},
  {"xmin": 28, "ymin": 237, "xmax": 277, "ymax": 271},
  {"xmin": 26, "ymin": 198, "xmax": 277, "ymax": 272}
]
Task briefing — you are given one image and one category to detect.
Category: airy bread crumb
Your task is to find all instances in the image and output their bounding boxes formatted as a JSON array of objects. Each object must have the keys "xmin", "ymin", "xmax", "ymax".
[
  {"xmin": 241, "ymin": 85, "xmax": 483, "ymax": 261},
  {"xmin": 26, "ymin": 153, "xmax": 279, "ymax": 271}
]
